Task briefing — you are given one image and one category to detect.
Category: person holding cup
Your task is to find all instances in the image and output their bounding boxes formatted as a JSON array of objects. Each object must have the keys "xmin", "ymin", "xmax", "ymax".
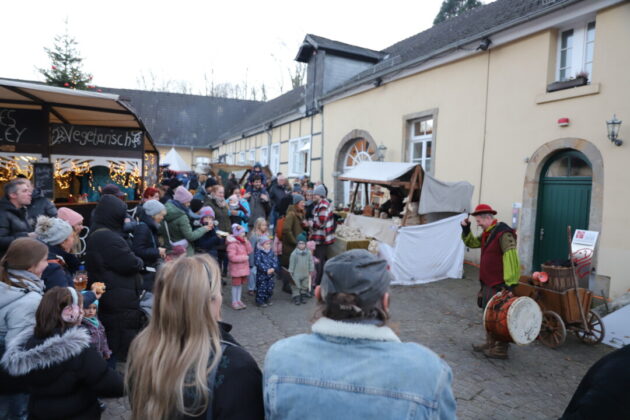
[{"xmin": 35, "ymin": 216, "xmax": 78, "ymax": 291}]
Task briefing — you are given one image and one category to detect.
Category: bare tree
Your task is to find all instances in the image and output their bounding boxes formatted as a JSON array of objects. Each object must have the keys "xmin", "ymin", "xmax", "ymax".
[{"xmin": 289, "ymin": 63, "xmax": 306, "ymax": 89}]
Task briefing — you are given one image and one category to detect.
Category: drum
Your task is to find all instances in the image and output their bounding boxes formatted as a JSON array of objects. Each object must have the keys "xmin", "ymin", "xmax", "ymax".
[{"xmin": 483, "ymin": 291, "xmax": 542, "ymax": 344}]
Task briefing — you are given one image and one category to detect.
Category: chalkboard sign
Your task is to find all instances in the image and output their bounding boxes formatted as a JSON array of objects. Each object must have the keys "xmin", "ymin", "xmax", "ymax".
[
  {"xmin": 50, "ymin": 124, "xmax": 143, "ymax": 152},
  {"xmin": 33, "ymin": 163, "xmax": 54, "ymax": 199},
  {"xmin": 0, "ymin": 108, "xmax": 46, "ymax": 146}
]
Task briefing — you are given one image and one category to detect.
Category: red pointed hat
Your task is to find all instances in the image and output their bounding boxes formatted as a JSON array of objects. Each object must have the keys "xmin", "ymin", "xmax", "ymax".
[{"xmin": 470, "ymin": 204, "xmax": 497, "ymax": 216}]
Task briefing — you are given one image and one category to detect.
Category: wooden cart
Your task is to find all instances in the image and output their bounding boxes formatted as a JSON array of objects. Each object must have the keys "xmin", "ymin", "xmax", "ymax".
[{"xmin": 514, "ymin": 281, "xmax": 605, "ymax": 348}]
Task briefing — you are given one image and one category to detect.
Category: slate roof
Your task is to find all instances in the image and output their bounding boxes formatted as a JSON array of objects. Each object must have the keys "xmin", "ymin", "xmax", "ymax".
[
  {"xmin": 296, "ymin": 34, "xmax": 385, "ymax": 62},
  {"xmin": 217, "ymin": 85, "xmax": 306, "ymax": 142},
  {"xmin": 99, "ymin": 87, "xmax": 263, "ymax": 148},
  {"xmin": 323, "ymin": 0, "xmax": 585, "ymax": 97}
]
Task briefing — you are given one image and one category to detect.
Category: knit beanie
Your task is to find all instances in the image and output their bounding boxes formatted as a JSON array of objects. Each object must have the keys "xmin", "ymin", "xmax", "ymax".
[
  {"xmin": 143, "ymin": 199, "xmax": 166, "ymax": 217},
  {"xmin": 232, "ymin": 223, "xmax": 245, "ymax": 236},
  {"xmin": 257, "ymin": 235, "xmax": 272, "ymax": 249},
  {"xmin": 35, "ymin": 216, "xmax": 73, "ymax": 246},
  {"xmin": 199, "ymin": 206, "xmax": 215, "ymax": 219},
  {"xmin": 81, "ymin": 291, "xmax": 98, "ymax": 309},
  {"xmin": 313, "ymin": 184, "xmax": 327, "ymax": 198},
  {"xmin": 190, "ymin": 198, "xmax": 203, "ymax": 213},
  {"xmin": 296, "ymin": 232, "xmax": 308, "ymax": 243},
  {"xmin": 142, "ymin": 187, "xmax": 159, "ymax": 200},
  {"xmin": 292, "ymin": 193, "xmax": 305, "ymax": 205},
  {"xmin": 292, "ymin": 183, "xmax": 302, "ymax": 193},
  {"xmin": 174, "ymin": 186, "xmax": 193, "ymax": 204},
  {"xmin": 205, "ymin": 177, "xmax": 217, "ymax": 189},
  {"xmin": 57, "ymin": 207, "xmax": 83, "ymax": 228}
]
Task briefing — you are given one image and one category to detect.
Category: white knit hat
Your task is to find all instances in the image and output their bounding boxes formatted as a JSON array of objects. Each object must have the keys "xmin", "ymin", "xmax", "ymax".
[{"xmin": 35, "ymin": 216, "xmax": 73, "ymax": 246}]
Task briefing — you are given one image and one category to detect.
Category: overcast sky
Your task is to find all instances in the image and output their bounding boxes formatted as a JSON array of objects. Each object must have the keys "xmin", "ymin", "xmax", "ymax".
[{"xmin": 3, "ymin": 0, "xmax": 492, "ymax": 99}]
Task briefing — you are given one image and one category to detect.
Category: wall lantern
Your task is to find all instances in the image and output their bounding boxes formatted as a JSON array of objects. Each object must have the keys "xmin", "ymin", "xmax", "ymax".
[
  {"xmin": 376, "ymin": 144, "xmax": 388, "ymax": 161},
  {"xmin": 606, "ymin": 114, "xmax": 623, "ymax": 146}
]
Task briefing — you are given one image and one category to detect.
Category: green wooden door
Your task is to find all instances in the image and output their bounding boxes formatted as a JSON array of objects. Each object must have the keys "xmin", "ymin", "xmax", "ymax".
[{"xmin": 533, "ymin": 151, "xmax": 592, "ymax": 270}]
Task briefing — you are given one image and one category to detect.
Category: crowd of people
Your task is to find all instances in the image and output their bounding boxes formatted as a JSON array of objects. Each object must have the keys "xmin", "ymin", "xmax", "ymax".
[{"xmin": 0, "ymin": 166, "xmax": 627, "ymax": 419}]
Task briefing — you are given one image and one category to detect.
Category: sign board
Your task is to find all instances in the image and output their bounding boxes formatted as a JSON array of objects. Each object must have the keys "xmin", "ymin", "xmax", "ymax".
[
  {"xmin": 33, "ymin": 162, "xmax": 54, "ymax": 199},
  {"xmin": 571, "ymin": 229, "xmax": 599, "ymax": 281},
  {"xmin": 50, "ymin": 124, "xmax": 143, "ymax": 152},
  {"xmin": 0, "ymin": 108, "xmax": 46, "ymax": 146}
]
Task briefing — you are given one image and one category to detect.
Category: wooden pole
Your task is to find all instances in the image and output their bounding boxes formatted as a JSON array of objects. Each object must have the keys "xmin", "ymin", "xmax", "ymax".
[
  {"xmin": 364, "ymin": 183, "xmax": 369, "ymax": 206},
  {"xmin": 568, "ymin": 226, "xmax": 590, "ymax": 332},
  {"xmin": 402, "ymin": 166, "xmax": 419, "ymax": 226},
  {"xmin": 350, "ymin": 182, "xmax": 360, "ymax": 212}
]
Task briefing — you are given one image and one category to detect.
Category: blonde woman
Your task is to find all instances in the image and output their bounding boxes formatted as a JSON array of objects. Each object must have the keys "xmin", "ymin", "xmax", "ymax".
[{"xmin": 125, "ymin": 254, "xmax": 264, "ymax": 419}]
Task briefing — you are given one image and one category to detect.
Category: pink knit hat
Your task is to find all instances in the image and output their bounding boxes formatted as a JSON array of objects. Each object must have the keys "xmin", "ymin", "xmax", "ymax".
[
  {"xmin": 57, "ymin": 207, "xmax": 84, "ymax": 227},
  {"xmin": 173, "ymin": 186, "xmax": 193, "ymax": 204}
]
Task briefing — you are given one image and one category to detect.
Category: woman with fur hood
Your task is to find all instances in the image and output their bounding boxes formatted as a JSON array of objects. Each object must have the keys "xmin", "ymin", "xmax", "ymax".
[
  {"xmin": 1, "ymin": 287, "xmax": 123, "ymax": 420},
  {"xmin": 0, "ymin": 238, "xmax": 48, "ymax": 418}
]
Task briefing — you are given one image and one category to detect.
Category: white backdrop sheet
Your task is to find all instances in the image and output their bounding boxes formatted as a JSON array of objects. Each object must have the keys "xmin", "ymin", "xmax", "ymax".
[{"xmin": 379, "ymin": 213, "xmax": 467, "ymax": 285}]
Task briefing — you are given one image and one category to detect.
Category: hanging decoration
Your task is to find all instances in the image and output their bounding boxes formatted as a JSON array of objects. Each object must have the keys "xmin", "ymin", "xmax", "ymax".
[
  {"xmin": 0, "ymin": 154, "xmax": 39, "ymax": 181},
  {"xmin": 143, "ymin": 152, "xmax": 158, "ymax": 188},
  {"xmin": 51, "ymin": 155, "xmax": 141, "ymax": 190}
]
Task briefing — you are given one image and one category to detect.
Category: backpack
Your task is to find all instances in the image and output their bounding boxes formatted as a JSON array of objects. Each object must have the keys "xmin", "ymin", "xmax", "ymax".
[{"xmin": 275, "ymin": 216, "xmax": 285, "ymax": 241}]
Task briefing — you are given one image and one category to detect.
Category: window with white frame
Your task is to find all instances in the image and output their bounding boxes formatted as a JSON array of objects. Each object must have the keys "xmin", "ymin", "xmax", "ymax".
[
  {"xmin": 248, "ymin": 148, "xmax": 256, "ymax": 164},
  {"xmin": 408, "ymin": 117, "xmax": 434, "ymax": 174},
  {"xmin": 270, "ymin": 144, "xmax": 280, "ymax": 175},
  {"xmin": 259, "ymin": 146, "xmax": 269, "ymax": 167},
  {"xmin": 238, "ymin": 151, "xmax": 246, "ymax": 164},
  {"xmin": 226, "ymin": 153, "xmax": 234, "ymax": 164},
  {"xmin": 557, "ymin": 21, "xmax": 595, "ymax": 81},
  {"xmin": 288, "ymin": 136, "xmax": 311, "ymax": 177}
]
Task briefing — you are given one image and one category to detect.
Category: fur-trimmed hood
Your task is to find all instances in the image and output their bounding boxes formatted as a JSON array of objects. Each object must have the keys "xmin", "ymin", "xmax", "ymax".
[
  {"xmin": 1, "ymin": 326, "xmax": 91, "ymax": 376},
  {"xmin": 311, "ymin": 317, "xmax": 401, "ymax": 342}
]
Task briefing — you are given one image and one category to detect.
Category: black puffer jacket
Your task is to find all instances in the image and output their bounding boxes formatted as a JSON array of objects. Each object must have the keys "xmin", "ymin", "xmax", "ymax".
[
  {"xmin": 182, "ymin": 322, "xmax": 264, "ymax": 420},
  {"xmin": 131, "ymin": 212, "xmax": 162, "ymax": 291},
  {"xmin": 0, "ymin": 197, "xmax": 31, "ymax": 256},
  {"xmin": 85, "ymin": 195, "xmax": 145, "ymax": 361},
  {"xmin": 26, "ymin": 188, "xmax": 57, "ymax": 229},
  {"xmin": 0, "ymin": 327, "xmax": 124, "ymax": 420}
]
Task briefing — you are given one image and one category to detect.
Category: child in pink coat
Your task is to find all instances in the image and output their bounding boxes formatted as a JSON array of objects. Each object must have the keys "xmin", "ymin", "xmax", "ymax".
[{"xmin": 226, "ymin": 223, "xmax": 253, "ymax": 310}]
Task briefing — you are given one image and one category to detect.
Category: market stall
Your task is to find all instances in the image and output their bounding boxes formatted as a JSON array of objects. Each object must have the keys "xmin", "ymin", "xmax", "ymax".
[
  {"xmin": 0, "ymin": 79, "xmax": 159, "ymax": 222},
  {"xmin": 338, "ymin": 161, "xmax": 474, "ymax": 285}
]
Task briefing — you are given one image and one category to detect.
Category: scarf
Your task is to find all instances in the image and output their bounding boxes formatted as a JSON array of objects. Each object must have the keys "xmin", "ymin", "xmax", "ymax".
[
  {"xmin": 7, "ymin": 269, "xmax": 44, "ymax": 294},
  {"xmin": 235, "ymin": 236, "xmax": 246, "ymax": 244},
  {"xmin": 211, "ymin": 194, "xmax": 227, "ymax": 208},
  {"xmin": 83, "ymin": 316, "xmax": 100, "ymax": 328}
]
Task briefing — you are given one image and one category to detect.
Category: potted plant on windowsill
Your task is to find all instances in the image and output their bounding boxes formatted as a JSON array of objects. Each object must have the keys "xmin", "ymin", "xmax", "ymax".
[{"xmin": 546, "ymin": 71, "xmax": 589, "ymax": 93}]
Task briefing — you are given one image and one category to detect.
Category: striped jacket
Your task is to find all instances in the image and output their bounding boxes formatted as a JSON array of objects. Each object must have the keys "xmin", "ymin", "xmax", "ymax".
[{"xmin": 310, "ymin": 199, "xmax": 335, "ymax": 245}]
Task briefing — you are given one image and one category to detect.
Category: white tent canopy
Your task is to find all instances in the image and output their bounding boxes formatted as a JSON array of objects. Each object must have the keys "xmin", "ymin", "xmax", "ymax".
[
  {"xmin": 339, "ymin": 161, "xmax": 416, "ymax": 182},
  {"xmin": 162, "ymin": 148, "xmax": 191, "ymax": 172}
]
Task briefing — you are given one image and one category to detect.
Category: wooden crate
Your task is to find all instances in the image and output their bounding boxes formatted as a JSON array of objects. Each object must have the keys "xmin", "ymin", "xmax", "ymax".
[
  {"xmin": 514, "ymin": 282, "xmax": 591, "ymax": 324},
  {"xmin": 327, "ymin": 237, "xmax": 370, "ymax": 259}
]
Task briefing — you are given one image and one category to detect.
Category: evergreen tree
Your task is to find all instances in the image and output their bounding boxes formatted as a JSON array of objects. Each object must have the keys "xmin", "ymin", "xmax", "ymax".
[
  {"xmin": 434, "ymin": 0, "xmax": 482, "ymax": 25},
  {"xmin": 39, "ymin": 23, "xmax": 93, "ymax": 90}
]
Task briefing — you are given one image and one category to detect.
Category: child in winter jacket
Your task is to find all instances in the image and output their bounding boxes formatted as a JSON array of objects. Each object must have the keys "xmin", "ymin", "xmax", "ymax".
[
  {"xmin": 248, "ymin": 218, "xmax": 271, "ymax": 295},
  {"xmin": 289, "ymin": 234, "xmax": 314, "ymax": 305},
  {"xmin": 226, "ymin": 224, "xmax": 253, "ymax": 310},
  {"xmin": 228, "ymin": 195, "xmax": 250, "ymax": 232},
  {"xmin": 254, "ymin": 236, "xmax": 279, "ymax": 307},
  {"xmin": 80, "ymin": 291, "xmax": 112, "ymax": 360},
  {"xmin": 195, "ymin": 206, "xmax": 224, "ymax": 261}
]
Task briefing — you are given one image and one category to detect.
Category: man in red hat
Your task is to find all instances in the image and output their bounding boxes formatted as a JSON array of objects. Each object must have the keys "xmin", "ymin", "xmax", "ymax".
[{"xmin": 461, "ymin": 204, "xmax": 520, "ymax": 359}]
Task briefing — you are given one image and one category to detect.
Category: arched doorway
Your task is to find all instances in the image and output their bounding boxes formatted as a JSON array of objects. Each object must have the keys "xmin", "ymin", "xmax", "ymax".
[
  {"xmin": 532, "ymin": 150, "xmax": 592, "ymax": 269},
  {"xmin": 342, "ymin": 139, "xmax": 376, "ymax": 206},
  {"xmin": 333, "ymin": 130, "xmax": 378, "ymax": 206}
]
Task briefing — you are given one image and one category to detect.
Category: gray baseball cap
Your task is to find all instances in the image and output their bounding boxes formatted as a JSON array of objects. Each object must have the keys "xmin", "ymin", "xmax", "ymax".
[{"xmin": 320, "ymin": 249, "xmax": 392, "ymax": 307}]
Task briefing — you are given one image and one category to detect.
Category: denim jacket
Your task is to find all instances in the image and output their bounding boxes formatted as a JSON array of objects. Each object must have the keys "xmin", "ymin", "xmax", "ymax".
[{"xmin": 264, "ymin": 317, "xmax": 456, "ymax": 420}]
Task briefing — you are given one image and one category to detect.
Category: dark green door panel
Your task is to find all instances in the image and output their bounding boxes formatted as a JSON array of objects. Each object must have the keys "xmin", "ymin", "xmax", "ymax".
[{"xmin": 533, "ymin": 179, "xmax": 591, "ymax": 269}]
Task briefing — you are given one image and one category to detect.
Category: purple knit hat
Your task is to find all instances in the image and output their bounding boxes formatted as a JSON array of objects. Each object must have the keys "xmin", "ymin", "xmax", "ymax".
[
  {"xmin": 174, "ymin": 186, "xmax": 193, "ymax": 204},
  {"xmin": 232, "ymin": 223, "xmax": 245, "ymax": 236},
  {"xmin": 199, "ymin": 206, "xmax": 215, "ymax": 219},
  {"xmin": 257, "ymin": 235, "xmax": 272, "ymax": 250}
]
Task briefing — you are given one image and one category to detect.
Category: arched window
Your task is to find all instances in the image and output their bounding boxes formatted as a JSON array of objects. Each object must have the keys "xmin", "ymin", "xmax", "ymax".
[{"xmin": 342, "ymin": 139, "xmax": 376, "ymax": 206}]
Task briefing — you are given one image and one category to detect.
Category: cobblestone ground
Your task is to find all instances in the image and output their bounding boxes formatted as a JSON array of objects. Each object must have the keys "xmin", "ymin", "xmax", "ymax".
[{"xmin": 103, "ymin": 265, "xmax": 611, "ymax": 419}]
